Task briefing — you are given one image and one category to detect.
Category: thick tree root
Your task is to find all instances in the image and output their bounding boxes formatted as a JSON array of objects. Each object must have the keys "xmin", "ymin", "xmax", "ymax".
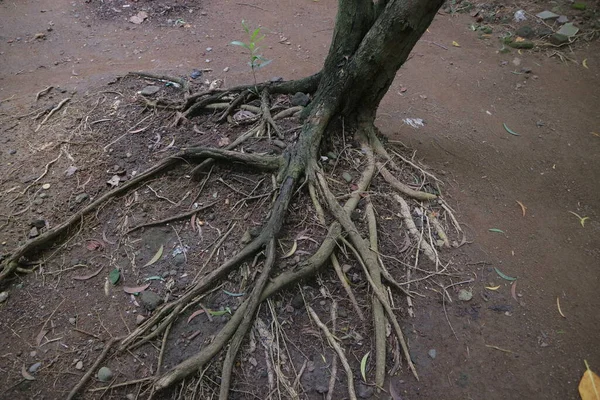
[{"xmin": 0, "ymin": 147, "xmax": 281, "ymax": 284}]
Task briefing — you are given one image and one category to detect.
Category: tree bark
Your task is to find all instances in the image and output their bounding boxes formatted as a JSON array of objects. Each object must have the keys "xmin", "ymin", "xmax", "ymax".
[{"xmin": 312, "ymin": 0, "xmax": 445, "ymax": 125}]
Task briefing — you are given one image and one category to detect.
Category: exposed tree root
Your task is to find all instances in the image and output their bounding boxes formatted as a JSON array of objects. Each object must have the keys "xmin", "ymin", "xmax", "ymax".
[{"xmin": 9, "ymin": 67, "xmax": 457, "ymax": 400}]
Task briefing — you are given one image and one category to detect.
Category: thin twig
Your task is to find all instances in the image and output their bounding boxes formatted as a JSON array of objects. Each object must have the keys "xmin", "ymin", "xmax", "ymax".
[{"xmin": 307, "ymin": 306, "xmax": 356, "ymax": 400}]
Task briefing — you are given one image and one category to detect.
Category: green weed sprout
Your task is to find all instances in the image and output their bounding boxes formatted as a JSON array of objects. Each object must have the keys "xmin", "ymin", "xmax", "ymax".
[{"xmin": 230, "ymin": 20, "xmax": 272, "ymax": 87}]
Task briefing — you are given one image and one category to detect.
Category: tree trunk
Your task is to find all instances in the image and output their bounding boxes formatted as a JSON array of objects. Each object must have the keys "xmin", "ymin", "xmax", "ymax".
[{"xmin": 311, "ymin": 0, "xmax": 445, "ymax": 125}]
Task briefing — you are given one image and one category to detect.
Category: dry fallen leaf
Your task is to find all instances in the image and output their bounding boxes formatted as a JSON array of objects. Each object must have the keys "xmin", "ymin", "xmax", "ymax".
[
  {"xmin": 516, "ymin": 200, "xmax": 527, "ymax": 217},
  {"xmin": 143, "ymin": 245, "xmax": 164, "ymax": 267},
  {"xmin": 485, "ymin": 285, "xmax": 501, "ymax": 291},
  {"xmin": 452, "ymin": 40, "xmax": 460, "ymax": 47},
  {"xmin": 72, "ymin": 266, "xmax": 104, "ymax": 281},
  {"xmin": 187, "ymin": 309, "xmax": 206, "ymax": 324},
  {"xmin": 580, "ymin": 360, "xmax": 600, "ymax": 400},
  {"xmin": 21, "ymin": 365, "xmax": 36, "ymax": 381},
  {"xmin": 582, "ymin": 59, "xmax": 589, "ymax": 69},
  {"xmin": 123, "ymin": 283, "xmax": 151, "ymax": 294},
  {"xmin": 557, "ymin": 297, "xmax": 566, "ymax": 318}
]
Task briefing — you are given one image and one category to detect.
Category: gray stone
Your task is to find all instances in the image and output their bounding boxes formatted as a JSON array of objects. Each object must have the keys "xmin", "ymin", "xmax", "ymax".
[
  {"xmin": 31, "ymin": 219, "xmax": 46, "ymax": 229},
  {"xmin": 515, "ymin": 25, "xmax": 534, "ymax": 39},
  {"xmin": 139, "ymin": 291, "xmax": 162, "ymax": 311},
  {"xmin": 39, "ymin": 192, "xmax": 48, "ymax": 199},
  {"xmin": 75, "ymin": 360, "xmax": 84, "ymax": 370},
  {"xmin": 139, "ymin": 85, "xmax": 160, "ymax": 96},
  {"xmin": 32, "ymin": 198, "xmax": 44, "ymax": 206},
  {"xmin": 458, "ymin": 289, "xmax": 473, "ymax": 301},
  {"xmin": 537, "ymin": 27, "xmax": 553, "ymax": 37},
  {"xmin": 173, "ymin": 253, "xmax": 186, "ymax": 266},
  {"xmin": 0, "ymin": 291, "xmax": 8, "ymax": 303},
  {"xmin": 557, "ymin": 22, "xmax": 579, "ymax": 38},
  {"xmin": 535, "ymin": 10, "xmax": 559, "ymax": 20},
  {"xmin": 557, "ymin": 15, "xmax": 568, "ymax": 24},
  {"xmin": 69, "ymin": 317, "xmax": 77, "ymax": 325},
  {"xmin": 97, "ymin": 366, "xmax": 113, "ymax": 382},
  {"xmin": 75, "ymin": 193, "xmax": 89, "ymax": 204},
  {"xmin": 428, "ymin": 349, "xmax": 437, "ymax": 359},
  {"xmin": 9, "ymin": 149, "xmax": 17, "ymax": 155},
  {"xmin": 29, "ymin": 362, "xmax": 42, "ymax": 373},
  {"xmin": 291, "ymin": 293, "xmax": 304, "ymax": 309},
  {"xmin": 28, "ymin": 227, "xmax": 39, "ymax": 238},
  {"xmin": 357, "ymin": 383, "xmax": 374, "ymax": 398},
  {"xmin": 269, "ymin": 76, "xmax": 284, "ymax": 82},
  {"xmin": 136, "ymin": 315, "xmax": 146, "ymax": 325},
  {"xmin": 342, "ymin": 172, "xmax": 353, "ymax": 183},
  {"xmin": 549, "ymin": 33, "xmax": 569, "ymax": 45},
  {"xmin": 290, "ymin": 92, "xmax": 310, "ymax": 107}
]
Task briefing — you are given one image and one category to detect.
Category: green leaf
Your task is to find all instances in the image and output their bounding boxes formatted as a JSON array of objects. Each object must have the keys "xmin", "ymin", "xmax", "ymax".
[
  {"xmin": 494, "ymin": 267, "xmax": 517, "ymax": 281},
  {"xmin": 207, "ymin": 307, "xmax": 233, "ymax": 316},
  {"xmin": 360, "ymin": 351, "xmax": 370, "ymax": 382},
  {"xmin": 230, "ymin": 41, "xmax": 250, "ymax": 50},
  {"xmin": 251, "ymin": 27, "xmax": 261, "ymax": 41},
  {"xmin": 109, "ymin": 268, "xmax": 121, "ymax": 285},
  {"xmin": 503, "ymin": 123, "xmax": 520, "ymax": 136},
  {"xmin": 488, "ymin": 228, "xmax": 505, "ymax": 234},
  {"xmin": 254, "ymin": 59, "xmax": 272, "ymax": 70}
]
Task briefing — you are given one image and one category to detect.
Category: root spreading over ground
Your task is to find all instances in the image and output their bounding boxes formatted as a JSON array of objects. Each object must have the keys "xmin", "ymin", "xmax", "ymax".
[{"xmin": 0, "ymin": 1, "xmax": 464, "ymax": 398}]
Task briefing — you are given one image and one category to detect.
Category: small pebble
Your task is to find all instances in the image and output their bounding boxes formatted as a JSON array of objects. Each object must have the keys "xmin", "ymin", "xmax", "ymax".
[
  {"xmin": 223, "ymin": 67, "xmax": 230, "ymax": 72},
  {"xmin": 42, "ymin": 183, "xmax": 51, "ymax": 190},
  {"xmin": 75, "ymin": 360, "xmax": 84, "ymax": 370},
  {"xmin": 97, "ymin": 366, "xmax": 113, "ymax": 382},
  {"xmin": 29, "ymin": 362, "xmax": 42, "ymax": 373},
  {"xmin": 0, "ymin": 291, "xmax": 8, "ymax": 303}
]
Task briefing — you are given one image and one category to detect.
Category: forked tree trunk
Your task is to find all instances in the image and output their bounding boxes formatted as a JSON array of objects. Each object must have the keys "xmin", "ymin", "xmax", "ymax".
[{"xmin": 312, "ymin": 0, "xmax": 445, "ymax": 124}]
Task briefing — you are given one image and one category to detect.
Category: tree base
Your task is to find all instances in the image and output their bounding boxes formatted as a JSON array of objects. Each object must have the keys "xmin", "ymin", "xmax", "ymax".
[{"xmin": 0, "ymin": 71, "xmax": 463, "ymax": 399}]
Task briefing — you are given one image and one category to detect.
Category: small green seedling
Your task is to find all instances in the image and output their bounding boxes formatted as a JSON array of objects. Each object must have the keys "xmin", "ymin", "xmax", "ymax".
[{"xmin": 231, "ymin": 20, "xmax": 272, "ymax": 86}]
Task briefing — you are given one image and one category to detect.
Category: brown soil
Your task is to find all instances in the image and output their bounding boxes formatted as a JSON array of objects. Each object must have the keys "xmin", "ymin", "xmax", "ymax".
[{"xmin": 1, "ymin": 0, "xmax": 599, "ymax": 399}]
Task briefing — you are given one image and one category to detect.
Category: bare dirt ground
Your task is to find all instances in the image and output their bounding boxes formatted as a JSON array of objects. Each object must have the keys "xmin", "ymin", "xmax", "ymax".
[{"xmin": 1, "ymin": 0, "xmax": 599, "ymax": 399}]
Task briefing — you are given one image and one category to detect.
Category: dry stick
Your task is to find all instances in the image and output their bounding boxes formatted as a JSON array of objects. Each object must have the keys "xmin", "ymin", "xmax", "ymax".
[
  {"xmin": 393, "ymin": 194, "xmax": 438, "ymax": 264},
  {"xmin": 317, "ymin": 172, "xmax": 418, "ymax": 380},
  {"xmin": 156, "ymin": 321, "xmax": 174, "ymax": 375},
  {"xmin": 260, "ymin": 89, "xmax": 283, "ymax": 140},
  {"xmin": 309, "ymin": 182, "xmax": 365, "ymax": 322},
  {"xmin": 35, "ymin": 86, "xmax": 53, "ymax": 101},
  {"xmin": 308, "ymin": 306, "xmax": 356, "ymax": 400},
  {"xmin": 128, "ymin": 71, "xmax": 189, "ymax": 93},
  {"xmin": 365, "ymin": 201, "xmax": 387, "ymax": 389},
  {"xmin": 217, "ymin": 89, "xmax": 250, "ymax": 122},
  {"xmin": 326, "ymin": 301, "xmax": 339, "ymax": 400},
  {"xmin": 126, "ymin": 201, "xmax": 217, "ymax": 234},
  {"xmin": 66, "ymin": 336, "xmax": 123, "ymax": 400},
  {"xmin": 377, "ymin": 163, "xmax": 437, "ymax": 201},
  {"xmin": 88, "ymin": 377, "xmax": 154, "ymax": 392},
  {"xmin": 219, "ymin": 240, "xmax": 277, "ymax": 400},
  {"xmin": 36, "ymin": 97, "xmax": 70, "ymax": 132},
  {"xmin": 330, "ymin": 255, "xmax": 365, "ymax": 322}
]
